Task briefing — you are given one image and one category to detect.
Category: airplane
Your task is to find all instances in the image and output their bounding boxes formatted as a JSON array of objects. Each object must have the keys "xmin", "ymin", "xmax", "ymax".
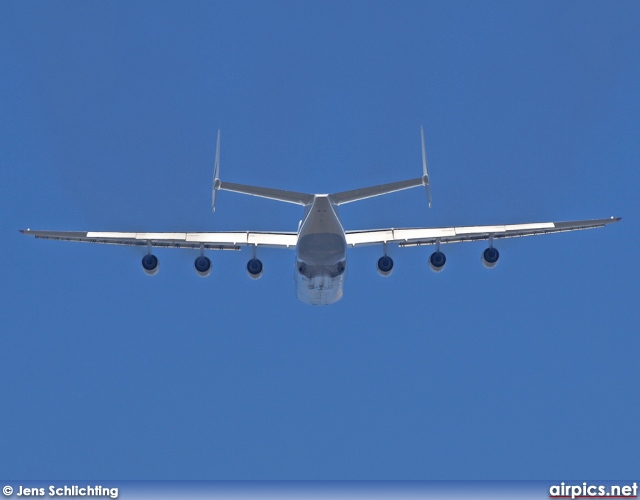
[{"xmin": 21, "ymin": 129, "xmax": 621, "ymax": 305}]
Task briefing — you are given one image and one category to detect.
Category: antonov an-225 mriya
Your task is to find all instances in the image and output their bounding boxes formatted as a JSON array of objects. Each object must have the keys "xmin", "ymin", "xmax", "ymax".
[{"xmin": 21, "ymin": 129, "xmax": 620, "ymax": 305}]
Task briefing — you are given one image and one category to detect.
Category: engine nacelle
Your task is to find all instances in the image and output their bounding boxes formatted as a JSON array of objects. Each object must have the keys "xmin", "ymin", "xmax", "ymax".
[
  {"xmin": 481, "ymin": 247, "xmax": 499, "ymax": 268},
  {"xmin": 142, "ymin": 254, "xmax": 159, "ymax": 276},
  {"xmin": 246, "ymin": 258, "xmax": 263, "ymax": 279},
  {"xmin": 429, "ymin": 251, "xmax": 446, "ymax": 272},
  {"xmin": 377, "ymin": 255, "xmax": 394, "ymax": 277},
  {"xmin": 194, "ymin": 255, "xmax": 212, "ymax": 277}
]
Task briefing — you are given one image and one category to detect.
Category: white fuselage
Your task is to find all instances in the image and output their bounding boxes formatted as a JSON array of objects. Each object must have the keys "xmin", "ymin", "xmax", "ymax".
[{"xmin": 294, "ymin": 195, "xmax": 347, "ymax": 305}]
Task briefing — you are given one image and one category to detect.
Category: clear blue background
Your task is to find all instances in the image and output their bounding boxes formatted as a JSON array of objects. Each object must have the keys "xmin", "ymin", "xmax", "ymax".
[{"xmin": 1, "ymin": 1, "xmax": 637, "ymax": 479}]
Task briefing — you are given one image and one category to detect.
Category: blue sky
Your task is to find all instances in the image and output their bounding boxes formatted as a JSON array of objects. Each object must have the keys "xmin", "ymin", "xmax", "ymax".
[{"xmin": 1, "ymin": 1, "xmax": 638, "ymax": 480}]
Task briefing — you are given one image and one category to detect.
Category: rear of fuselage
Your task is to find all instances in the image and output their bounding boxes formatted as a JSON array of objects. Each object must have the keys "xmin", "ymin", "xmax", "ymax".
[{"xmin": 294, "ymin": 196, "xmax": 346, "ymax": 305}]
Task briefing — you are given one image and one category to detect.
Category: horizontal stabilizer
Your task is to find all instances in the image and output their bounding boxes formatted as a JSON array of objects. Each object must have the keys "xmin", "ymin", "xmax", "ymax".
[
  {"xmin": 218, "ymin": 181, "xmax": 314, "ymax": 206},
  {"xmin": 329, "ymin": 177, "xmax": 425, "ymax": 205}
]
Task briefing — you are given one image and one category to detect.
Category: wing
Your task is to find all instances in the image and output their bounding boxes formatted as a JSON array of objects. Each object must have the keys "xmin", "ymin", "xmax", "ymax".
[
  {"xmin": 345, "ymin": 217, "xmax": 621, "ymax": 247},
  {"xmin": 20, "ymin": 230, "xmax": 298, "ymax": 249}
]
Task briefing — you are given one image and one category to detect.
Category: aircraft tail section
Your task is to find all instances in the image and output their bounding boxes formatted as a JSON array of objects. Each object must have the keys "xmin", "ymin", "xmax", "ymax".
[{"xmin": 212, "ymin": 127, "xmax": 432, "ymax": 208}]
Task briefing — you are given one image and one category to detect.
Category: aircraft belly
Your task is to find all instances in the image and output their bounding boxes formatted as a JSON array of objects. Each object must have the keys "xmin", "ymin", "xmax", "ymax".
[{"xmin": 297, "ymin": 233, "xmax": 345, "ymax": 266}]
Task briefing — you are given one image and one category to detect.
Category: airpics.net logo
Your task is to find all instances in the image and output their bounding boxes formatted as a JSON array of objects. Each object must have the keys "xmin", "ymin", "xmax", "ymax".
[{"xmin": 549, "ymin": 482, "xmax": 638, "ymax": 499}]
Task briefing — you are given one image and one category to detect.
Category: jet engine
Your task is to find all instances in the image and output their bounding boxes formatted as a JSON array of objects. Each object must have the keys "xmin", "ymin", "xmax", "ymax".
[
  {"xmin": 194, "ymin": 255, "xmax": 212, "ymax": 277},
  {"xmin": 377, "ymin": 255, "xmax": 394, "ymax": 277},
  {"xmin": 142, "ymin": 254, "xmax": 159, "ymax": 276},
  {"xmin": 429, "ymin": 251, "xmax": 446, "ymax": 272},
  {"xmin": 246, "ymin": 258, "xmax": 264, "ymax": 279},
  {"xmin": 481, "ymin": 247, "xmax": 499, "ymax": 268}
]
